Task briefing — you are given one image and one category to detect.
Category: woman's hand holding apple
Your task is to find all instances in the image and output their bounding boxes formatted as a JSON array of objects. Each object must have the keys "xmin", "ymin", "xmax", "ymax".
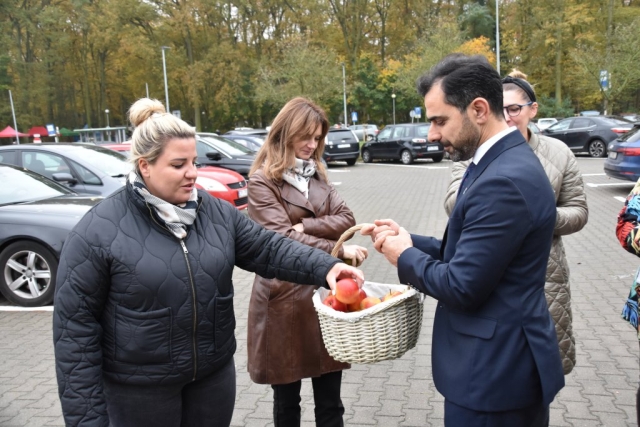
[{"xmin": 325, "ymin": 263, "xmax": 364, "ymax": 293}]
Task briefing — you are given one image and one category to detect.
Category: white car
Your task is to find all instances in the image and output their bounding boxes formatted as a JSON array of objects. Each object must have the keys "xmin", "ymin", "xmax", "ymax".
[{"xmin": 537, "ymin": 118, "xmax": 558, "ymax": 131}]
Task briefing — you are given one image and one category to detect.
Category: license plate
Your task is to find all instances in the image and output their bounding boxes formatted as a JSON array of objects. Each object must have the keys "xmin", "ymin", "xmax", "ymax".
[
  {"xmin": 608, "ymin": 151, "xmax": 618, "ymax": 159},
  {"xmin": 338, "ymin": 143, "xmax": 351, "ymax": 148},
  {"xmin": 427, "ymin": 146, "xmax": 439, "ymax": 151},
  {"xmin": 239, "ymin": 188, "xmax": 248, "ymax": 198}
]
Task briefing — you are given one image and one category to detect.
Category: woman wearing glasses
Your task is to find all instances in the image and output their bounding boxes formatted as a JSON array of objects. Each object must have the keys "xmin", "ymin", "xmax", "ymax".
[{"xmin": 444, "ymin": 69, "xmax": 589, "ymax": 375}]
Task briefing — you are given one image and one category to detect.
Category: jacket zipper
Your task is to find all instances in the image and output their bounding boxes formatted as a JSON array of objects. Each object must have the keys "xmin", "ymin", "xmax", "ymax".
[
  {"xmin": 145, "ymin": 203, "xmax": 199, "ymax": 381},
  {"xmin": 180, "ymin": 239, "xmax": 198, "ymax": 381}
]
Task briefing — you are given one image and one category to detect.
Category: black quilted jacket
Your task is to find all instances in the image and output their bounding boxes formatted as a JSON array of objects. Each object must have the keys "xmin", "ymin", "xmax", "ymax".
[{"xmin": 53, "ymin": 184, "xmax": 339, "ymax": 427}]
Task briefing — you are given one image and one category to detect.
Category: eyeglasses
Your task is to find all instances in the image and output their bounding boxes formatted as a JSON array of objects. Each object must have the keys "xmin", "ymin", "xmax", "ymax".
[{"xmin": 503, "ymin": 101, "xmax": 533, "ymax": 117}]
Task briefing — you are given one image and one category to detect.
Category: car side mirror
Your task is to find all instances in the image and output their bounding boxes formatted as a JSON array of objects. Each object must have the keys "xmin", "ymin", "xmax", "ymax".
[
  {"xmin": 206, "ymin": 152, "xmax": 222, "ymax": 161},
  {"xmin": 52, "ymin": 172, "xmax": 78, "ymax": 186}
]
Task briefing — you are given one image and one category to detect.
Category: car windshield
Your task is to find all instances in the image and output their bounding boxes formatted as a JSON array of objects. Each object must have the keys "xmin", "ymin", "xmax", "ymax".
[
  {"xmin": 620, "ymin": 126, "xmax": 640, "ymax": 143},
  {"xmin": 328, "ymin": 131, "xmax": 356, "ymax": 143},
  {"xmin": 200, "ymin": 136, "xmax": 253, "ymax": 156},
  {"xmin": 54, "ymin": 145, "xmax": 131, "ymax": 176},
  {"xmin": 0, "ymin": 166, "xmax": 72, "ymax": 205}
]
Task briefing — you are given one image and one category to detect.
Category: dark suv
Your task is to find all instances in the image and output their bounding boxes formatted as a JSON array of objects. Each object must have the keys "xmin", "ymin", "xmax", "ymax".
[
  {"xmin": 322, "ymin": 128, "xmax": 360, "ymax": 166},
  {"xmin": 361, "ymin": 123, "xmax": 444, "ymax": 164}
]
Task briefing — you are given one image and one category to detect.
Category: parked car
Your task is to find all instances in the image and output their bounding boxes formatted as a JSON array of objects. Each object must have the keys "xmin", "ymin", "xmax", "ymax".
[
  {"xmin": 579, "ymin": 110, "xmax": 601, "ymax": 117},
  {"xmin": 195, "ymin": 134, "xmax": 256, "ymax": 178},
  {"xmin": 224, "ymin": 128, "xmax": 269, "ymax": 139},
  {"xmin": 360, "ymin": 123, "xmax": 444, "ymax": 164},
  {"xmin": 536, "ymin": 118, "xmax": 558, "ymax": 131},
  {"xmin": 528, "ymin": 122, "xmax": 541, "ymax": 135},
  {"xmin": 0, "ymin": 143, "xmax": 131, "ymax": 196},
  {"xmin": 349, "ymin": 124, "xmax": 379, "ymax": 141},
  {"xmin": 100, "ymin": 142, "xmax": 131, "ymax": 157},
  {"xmin": 604, "ymin": 123, "xmax": 640, "ymax": 182},
  {"xmin": 223, "ymin": 134, "xmax": 264, "ymax": 153},
  {"xmin": 323, "ymin": 128, "xmax": 360, "ymax": 166},
  {"xmin": 0, "ymin": 164, "xmax": 101, "ymax": 306},
  {"xmin": 621, "ymin": 113, "xmax": 640, "ymax": 123},
  {"xmin": 542, "ymin": 116, "xmax": 633, "ymax": 157},
  {"xmin": 196, "ymin": 166, "xmax": 248, "ymax": 210}
]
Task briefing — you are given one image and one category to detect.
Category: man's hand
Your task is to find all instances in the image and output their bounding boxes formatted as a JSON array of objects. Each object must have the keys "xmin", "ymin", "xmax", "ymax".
[
  {"xmin": 361, "ymin": 219, "xmax": 412, "ymax": 267},
  {"xmin": 360, "ymin": 219, "xmax": 400, "ymax": 242},
  {"xmin": 326, "ymin": 263, "xmax": 364, "ymax": 293},
  {"xmin": 292, "ymin": 223, "xmax": 304, "ymax": 233}
]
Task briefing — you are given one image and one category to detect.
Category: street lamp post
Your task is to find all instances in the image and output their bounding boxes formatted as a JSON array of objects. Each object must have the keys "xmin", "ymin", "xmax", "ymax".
[
  {"xmin": 341, "ymin": 62, "xmax": 348, "ymax": 127},
  {"xmin": 391, "ymin": 93, "xmax": 396, "ymax": 125},
  {"xmin": 105, "ymin": 109, "xmax": 111, "ymax": 142},
  {"xmin": 161, "ymin": 46, "xmax": 171, "ymax": 112},
  {"xmin": 496, "ymin": 0, "xmax": 500, "ymax": 74}
]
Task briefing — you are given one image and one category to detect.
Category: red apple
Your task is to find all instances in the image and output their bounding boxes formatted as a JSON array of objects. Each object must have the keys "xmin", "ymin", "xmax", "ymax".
[
  {"xmin": 381, "ymin": 290, "xmax": 403, "ymax": 302},
  {"xmin": 347, "ymin": 289, "xmax": 367, "ymax": 312},
  {"xmin": 334, "ymin": 278, "xmax": 360, "ymax": 304},
  {"xmin": 360, "ymin": 296, "xmax": 382, "ymax": 310},
  {"xmin": 323, "ymin": 295, "xmax": 348, "ymax": 312}
]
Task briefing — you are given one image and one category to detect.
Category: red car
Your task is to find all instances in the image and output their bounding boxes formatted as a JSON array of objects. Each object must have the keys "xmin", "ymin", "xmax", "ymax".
[{"xmin": 101, "ymin": 143, "xmax": 247, "ymax": 210}]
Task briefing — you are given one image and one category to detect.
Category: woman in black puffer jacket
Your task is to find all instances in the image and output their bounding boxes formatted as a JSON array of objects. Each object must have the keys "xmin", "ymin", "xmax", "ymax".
[{"xmin": 52, "ymin": 98, "xmax": 363, "ymax": 427}]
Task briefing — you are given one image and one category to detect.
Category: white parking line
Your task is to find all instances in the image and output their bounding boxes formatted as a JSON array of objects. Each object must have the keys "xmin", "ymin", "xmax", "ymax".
[
  {"xmin": 332, "ymin": 182, "xmax": 342, "ymax": 186},
  {"xmin": 586, "ymin": 182, "xmax": 635, "ymax": 187},
  {"xmin": 361, "ymin": 163, "xmax": 448, "ymax": 169},
  {"xmin": 615, "ymin": 196, "xmax": 627, "ymax": 203},
  {"xmin": 0, "ymin": 305, "xmax": 53, "ymax": 312}
]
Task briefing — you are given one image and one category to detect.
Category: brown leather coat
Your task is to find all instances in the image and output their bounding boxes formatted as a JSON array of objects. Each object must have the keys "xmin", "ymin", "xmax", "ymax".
[{"xmin": 247, "ymin": 169, "xmax": 355, "ymax": 385}]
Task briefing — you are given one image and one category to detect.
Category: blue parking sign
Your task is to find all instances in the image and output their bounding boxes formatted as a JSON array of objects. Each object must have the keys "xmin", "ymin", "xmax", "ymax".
[
  {"xmin": 351, "ymin": 111, "xmax": 358, "ymax": 123},
  {"xmin": 414, "ymin": 107, "xmax": 422, "ymax": 118}
]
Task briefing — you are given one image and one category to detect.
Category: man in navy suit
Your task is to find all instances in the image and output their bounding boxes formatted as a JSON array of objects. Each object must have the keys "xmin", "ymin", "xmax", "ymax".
[{"xmin": 362, "ymin": 54, "xmax": 565, "ymax": 426}]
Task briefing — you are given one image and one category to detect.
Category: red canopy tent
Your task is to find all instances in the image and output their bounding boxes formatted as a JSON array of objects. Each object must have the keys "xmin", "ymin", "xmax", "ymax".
[
  {"xmin": 27, "ymin": 126, "xmax": 49, "ymax": 137},
  {"xmin": 0, "ymin": 126, "xmax": 28, "ymax": 138}
]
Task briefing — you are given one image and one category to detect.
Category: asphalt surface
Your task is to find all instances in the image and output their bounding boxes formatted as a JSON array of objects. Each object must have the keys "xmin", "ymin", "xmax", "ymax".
[{"xmin": 0, "ymin": 156, "xmax": 638, "ymax": 426}]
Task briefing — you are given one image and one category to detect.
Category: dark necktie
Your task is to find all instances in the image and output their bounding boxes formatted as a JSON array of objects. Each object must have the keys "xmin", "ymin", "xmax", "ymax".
[{"xmin": 457, "ymin": 162, "xmax": 477, "ymax": 197}]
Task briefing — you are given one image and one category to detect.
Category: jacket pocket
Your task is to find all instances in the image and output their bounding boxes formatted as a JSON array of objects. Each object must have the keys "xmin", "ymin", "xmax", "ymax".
[
  {"xmin": 214, "ymin": 294, "xmax": 235, "ymax": 352},
  {"xmin": 114, "ymin": 305, "xmax": 172, "ymax": 364},
  {"xmin": 448, "ymin": 311, "xmax": 497, "ymax": 340}
]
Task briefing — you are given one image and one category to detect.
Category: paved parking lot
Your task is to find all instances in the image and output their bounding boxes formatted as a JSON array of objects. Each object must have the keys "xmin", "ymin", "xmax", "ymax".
[{"xmin": 1, "ymin": 156, "xmax": 639, "ymax": 426}]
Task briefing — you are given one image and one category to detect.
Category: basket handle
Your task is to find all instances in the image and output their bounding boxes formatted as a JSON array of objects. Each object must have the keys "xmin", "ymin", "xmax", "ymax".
[{"xmin": 330, "ymin": 223, "xmax": 373, "ymax": 264}]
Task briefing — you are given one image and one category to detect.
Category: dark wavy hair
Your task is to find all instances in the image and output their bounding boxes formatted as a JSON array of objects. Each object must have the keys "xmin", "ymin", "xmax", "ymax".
[{"xmin": 416, "ymin": 54, "xmax": 504, "ymax": 119}]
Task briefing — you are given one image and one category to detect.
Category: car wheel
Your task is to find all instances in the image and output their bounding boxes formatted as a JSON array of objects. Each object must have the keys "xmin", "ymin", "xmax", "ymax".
[
  {"xmin": 401, "ymin": 150, "xmax": 414, "ymax": 165},
  {"xmin": 588, "ymin": 139, "xmax": 606, "ymax": 158},
  {"xmin": 0, "ymin": 241, "xmax": 57, "ymax": 307},
  {"xmin": 346, "ymin": 158, "xmax": 357, "ymax": 166},
  {"xmin": 431, "ymin": 154, "xmax": 444, "ymax": 163},
  {"xmin": 366, "ymin": 135, "xmax": 374, "ymax": 141},
  {"xmin": 362, "ymin": 149, "xmax": 372, "ymax": 163}
]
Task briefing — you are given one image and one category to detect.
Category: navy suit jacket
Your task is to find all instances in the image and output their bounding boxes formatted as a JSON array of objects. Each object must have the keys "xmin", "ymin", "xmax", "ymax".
[{"xmin": 397, "ymin": 130, "xmax": 565, "ymax": 412}]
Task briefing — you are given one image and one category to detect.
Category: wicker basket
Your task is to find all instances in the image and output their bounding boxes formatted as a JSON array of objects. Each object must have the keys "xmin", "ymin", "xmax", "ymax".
[{"xmin": 312, "ymin": 224, "xmax": 424, "ymax": 364}]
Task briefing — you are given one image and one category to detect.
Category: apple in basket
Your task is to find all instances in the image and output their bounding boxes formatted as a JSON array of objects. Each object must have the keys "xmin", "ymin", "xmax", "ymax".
[
  {"xmin": 347, "ymin": 289, "xmax": 367, "ymax": 312},
  {"xmin": 334, "ymin": 278, "xmax": 361, "ymax": 304},
  {"xmin": 360, "ymin": 296, "xmax": 382, "ymax": 310},
  {"xmin": 381, "ymin": 290, "xmax": 404, "ymax": 302},
  {"xmin": 323, "ymin": 295, "xmax": 348, "ymax": 312}
]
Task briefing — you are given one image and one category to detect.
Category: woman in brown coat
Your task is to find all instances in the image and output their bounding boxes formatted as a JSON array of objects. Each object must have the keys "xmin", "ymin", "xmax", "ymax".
[{"xmin": 247, "ymin": 97, "xmax": 368, "ymax": 427}]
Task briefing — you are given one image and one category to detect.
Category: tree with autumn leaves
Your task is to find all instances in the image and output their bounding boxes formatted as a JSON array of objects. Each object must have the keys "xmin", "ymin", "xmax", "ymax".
[{"xmin": 1, "ymin": 0, "xmax": 639, "ymax": 134}]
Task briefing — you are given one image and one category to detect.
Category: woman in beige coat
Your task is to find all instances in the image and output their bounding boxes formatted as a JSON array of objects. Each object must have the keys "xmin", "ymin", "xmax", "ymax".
[
  {"xmin": 444, "ymin": 70, "xmax": 588, "ymax": 375},
  {"xmin": 247, "ymin": 97, "xmax": 368, "ymax": 427}
]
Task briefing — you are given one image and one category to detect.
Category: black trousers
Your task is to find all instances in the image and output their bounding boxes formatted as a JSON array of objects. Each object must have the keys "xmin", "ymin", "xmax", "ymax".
[
  {"xmin": 271, "ymin": 370, "xmax": 344, "ymax": 427},
  {"xmin": 103, "ymin": 357, "xmax": 236, "ymax": 427}
]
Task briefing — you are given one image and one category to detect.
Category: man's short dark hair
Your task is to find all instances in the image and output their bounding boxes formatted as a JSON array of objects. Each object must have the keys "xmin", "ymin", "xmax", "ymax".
[{"xmin": 416, "ymin": 54, "xmax": 504, "ymax": 118}]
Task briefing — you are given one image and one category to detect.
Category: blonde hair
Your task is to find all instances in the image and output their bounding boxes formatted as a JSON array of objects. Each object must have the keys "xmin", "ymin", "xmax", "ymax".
[
  {"xmin": 508, "ymin": 69, "xmax": 528, "ymax": 80},
  {"xmin": 128, "ymin": 98, "xmax": 195, "ymax": 173},
  {"xmin": 503, "ymin": 69, "xmax": 536, "ymax": 103},
  {"xmin": 250, "ymin": 97, "xmax": 328, "ymax": 182}
]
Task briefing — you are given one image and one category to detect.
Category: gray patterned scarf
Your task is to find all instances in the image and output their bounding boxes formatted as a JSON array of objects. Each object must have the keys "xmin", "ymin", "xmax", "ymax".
[
  {"xmin": 127, "ymin": 171, "xmax": 198, "ymax": 239},
  {"xmin": 282, "ymin": 158, "xmax": 317, "ymax": 198}
]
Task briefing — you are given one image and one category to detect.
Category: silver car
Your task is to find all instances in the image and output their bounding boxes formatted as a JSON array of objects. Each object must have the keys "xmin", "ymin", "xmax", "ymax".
[
  {"xmin": 348, "ymin": 124, "xmax": 379, "ymax": 141},
  {"xmin": 0, "ymin": 143, "xmax": 131, "ymax": 196}
]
